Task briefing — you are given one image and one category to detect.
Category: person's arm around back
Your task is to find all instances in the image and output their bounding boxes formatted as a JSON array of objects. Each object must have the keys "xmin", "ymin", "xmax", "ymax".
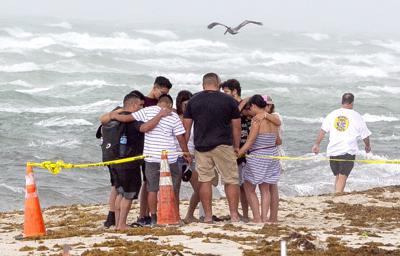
[
  {"xmin": 99, "ymin": 108, "xmax": 124, "ymax": 124},
  {"xmin": 231, "ymin": 118, "xmax": 241, "ymax": 152},
  {"xmin": 138, "ymin": 108, "xmax": 172, "ymax": 133}
]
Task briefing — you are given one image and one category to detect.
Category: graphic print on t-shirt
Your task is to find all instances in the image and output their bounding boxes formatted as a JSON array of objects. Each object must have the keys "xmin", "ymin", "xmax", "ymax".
[{"xmin": 334, "ymin": 116, "xmax": 349, "ymax": 132}]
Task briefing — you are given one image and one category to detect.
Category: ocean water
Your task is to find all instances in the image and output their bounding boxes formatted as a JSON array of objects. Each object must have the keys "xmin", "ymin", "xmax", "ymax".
[{"xmin": 1, "ymin": 18, "xmax": 399, "ymax": 212}]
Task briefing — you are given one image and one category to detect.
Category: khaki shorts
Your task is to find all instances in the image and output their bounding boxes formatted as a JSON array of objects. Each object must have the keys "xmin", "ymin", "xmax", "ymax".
[{"xmin": 195, "ymin": 145, "xmax": 239, "ymax": 185}]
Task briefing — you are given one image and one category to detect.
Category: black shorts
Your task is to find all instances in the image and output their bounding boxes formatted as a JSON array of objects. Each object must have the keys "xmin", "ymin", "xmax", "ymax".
[
  {"xmin": 330, "ymin": 154, "xmax": 355, "ymax": 176},
  {"xmin": 108, "ymin": 166, "xmax": 117, "ymax": 187},
  {"xmin": 114, "ymin": 164, "xmax": 142, "ymax": 200}
]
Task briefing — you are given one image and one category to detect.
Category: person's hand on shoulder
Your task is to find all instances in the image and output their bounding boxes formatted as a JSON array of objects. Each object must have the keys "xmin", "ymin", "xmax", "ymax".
[
  {"xmin": 158, "ymin": 107, "xmax": 172, "ymax": 117},
  {"xmin": 252, "ymin": 112, "xmax": 265, "ymax": 123}
]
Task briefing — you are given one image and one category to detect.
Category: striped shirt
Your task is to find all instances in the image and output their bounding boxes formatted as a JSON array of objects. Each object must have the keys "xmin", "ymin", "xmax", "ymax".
[{"xmin": 132, "ymin": 106, "xmax": 185, "ymax": 163}]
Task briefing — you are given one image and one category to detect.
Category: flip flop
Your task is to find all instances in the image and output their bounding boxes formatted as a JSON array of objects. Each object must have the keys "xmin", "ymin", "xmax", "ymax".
[{"xmin": 129, "ymin": 222, "xmax": 143, "ymax": 228}]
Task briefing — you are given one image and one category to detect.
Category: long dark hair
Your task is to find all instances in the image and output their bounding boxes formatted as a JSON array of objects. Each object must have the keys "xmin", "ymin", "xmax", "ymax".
[
  {"xmin": 248, "ymin": 94, "xmax": 267, "ymax": 109},
  {"xmin": 176, "ymin": 90, "xmax": 193, "ymax": 115}
]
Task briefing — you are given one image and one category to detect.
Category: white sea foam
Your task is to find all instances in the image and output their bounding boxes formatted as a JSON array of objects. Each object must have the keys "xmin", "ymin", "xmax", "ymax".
[
  {"xmin": 16, "ymin": 87, "xmax": 51, "ymax": 94},
  {"xmin": 341, "ymin": 65, "xmax": 388, "ymax": 78},
  {"xmin": 47, "ymin": 22, "xmax": 72, "ymax": 29},
  {"xmin": 359, "ymin": 85, "xmax": 400, "ymax": 94},
  {"xmin": 0, "ymin": 183, "xmax": 24, "ymax": 194},
  {"xmin": 155, "ymin": 73, "xmax": 202, "ymax": 85},
  {"xmin": 242, "ymin": 72, "xmax": 300, "ymax": 84},
  {"xmin": 135, "ymin": 29, "xmax": 179, "ymax": 39},
  {"xmin": 3, "ymin": 27, "xmax": 33, "ymax": 38},
  {"xmin": 136, "ymin": 58, "xmax": 197, "ymax": 69},
  {"xmin": 250, "ymin": 51, "xmax": 312, "ymax": 66},
  {"xmin": 0, "ymin": 36, "xmax": 56, "ymax": 50},
  {"xmin": 372, "ymin": 40, "xmax": 400, "ymax": 52},
  {"xmin": 6, "ymin": 80, "xmax": 34, "ymax": 87},
  {"xmin": 375, "ymin": 135, "xmax": 400, "ymax": 141},
  {"xmin": 34, "ymin": 117, "xmax": 93, "ymax": 127},
  {"xmin": 28, "ymin": 139, "xmax": 81, "ymax": 149},
  {"xmin": 0, "ymin": 99, "xmax": 117, "ymax": 114},
  {"xmin": 283, "ymin": 114, "xmax": 399, "ymax": 124},
  {"xmin": 348, "ymin": 40, "xmax": 363, "ymax": 46},
  {"xmin": 43, "ymin": 49, "xmax": 75, "ymax": 57},
  {"xmin": 302, "ymin": 33, "xmax": 330, "ymax": 41},
  {"xmin": 362, "ymin": 113, "xmax": 399, "ymax": 122},
  {"xmin": 283, "ymin": 116, "xmax": 324, "ymax": 124},
  {"xmin": 66, "ymin": 79, "xmax": 127, "ymax": 88},
  {"xmin": 0, "ymin": 62, "xmax": 40, "ymax": 72}
]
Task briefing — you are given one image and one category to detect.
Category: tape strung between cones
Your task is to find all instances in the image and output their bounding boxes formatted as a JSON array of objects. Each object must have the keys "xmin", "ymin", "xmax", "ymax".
[
  {"xmin": 166, "ymin": 150, "xmax": 400, "ymax": 165},
  {"xmin": 27, "ymin": 155, "xmax": 147, "ymax": 175},
  {"xmin": 245, "ymin": 154, "xmax": 400, "ymax": 165},
  {"xmin": 26, "ymin": 151, "xmax": 399, "ymax": 176}
]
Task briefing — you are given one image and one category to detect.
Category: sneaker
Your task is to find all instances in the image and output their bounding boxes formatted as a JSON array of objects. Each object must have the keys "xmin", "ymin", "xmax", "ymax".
[
  {"xmin": 144, "ymin": 216, "xmax": 152, "ymax": 225},
  {"xmin": 134, "ymin": 217, "xmax": 148, "ymax": 226},
  {"xmin": 103, "ymin": 211, "xmax": 115, "ymax": 228}
]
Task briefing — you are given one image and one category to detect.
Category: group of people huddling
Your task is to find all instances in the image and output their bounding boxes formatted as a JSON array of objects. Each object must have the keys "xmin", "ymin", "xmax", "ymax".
[{"xmin": 99, "ymin": 73, "xmax": 283, "ymax": 230}]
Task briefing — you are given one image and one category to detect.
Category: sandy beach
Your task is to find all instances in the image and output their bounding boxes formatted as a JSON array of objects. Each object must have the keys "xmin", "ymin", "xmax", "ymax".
[{"xmin": 0, "ymin": 186, "xmax": 399, "ymax": 255}]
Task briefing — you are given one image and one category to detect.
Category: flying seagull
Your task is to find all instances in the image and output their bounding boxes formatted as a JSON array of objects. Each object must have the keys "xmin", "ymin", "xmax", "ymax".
[{"xmin": 207, "ymin": 20, "xmax": 263, "ymax": 35}]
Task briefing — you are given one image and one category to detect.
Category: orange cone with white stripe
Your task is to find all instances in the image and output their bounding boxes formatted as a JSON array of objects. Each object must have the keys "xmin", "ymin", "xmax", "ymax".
[
  {"xmin": 157, "ymin": 151, "xmax": 180, "ymax": 225},
  {"xmin": 23, "ymin": 164, "xmax": 46, "ymax": 237}
]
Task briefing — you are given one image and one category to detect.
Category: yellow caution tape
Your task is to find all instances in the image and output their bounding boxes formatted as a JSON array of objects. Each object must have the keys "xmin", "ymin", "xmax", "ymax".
[
  {"xmin": 27, "ymin": 155, "xmax": 147, "ymax": 175},
  {"xmin": 245, "ymin": 154, "xmax": 400, "ymax": 165},
  {"xmin": 168, "ymin": 149, "xmax": 399, "ymax": 165},
  {"xmin": 27, "ymin": 150, "xmax": 399, "ymax": 175}
]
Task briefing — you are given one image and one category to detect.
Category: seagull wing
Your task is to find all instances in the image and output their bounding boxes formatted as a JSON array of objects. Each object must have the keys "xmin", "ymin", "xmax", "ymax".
[
  {"xmin": 234, "ymin": 20, "xmax": 263, "ymax": 31},
  {"xmin": 207, "ymin": 22, "xmax": 229, "ymax": 30}
]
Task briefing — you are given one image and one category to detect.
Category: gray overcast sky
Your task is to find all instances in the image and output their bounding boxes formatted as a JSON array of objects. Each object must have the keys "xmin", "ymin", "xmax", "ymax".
[{"xmin": 1, "ymin": 0, "xmax": 400, "ymax": 34}]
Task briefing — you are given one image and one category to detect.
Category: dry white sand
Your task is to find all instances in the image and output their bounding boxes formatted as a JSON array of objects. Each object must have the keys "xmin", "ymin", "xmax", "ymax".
[{"xmin": 1, "ymin": 186, "xmax": 399, "ymax": 255}]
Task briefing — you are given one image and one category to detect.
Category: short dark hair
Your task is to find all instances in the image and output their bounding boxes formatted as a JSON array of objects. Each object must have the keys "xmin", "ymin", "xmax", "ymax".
[
  {"xmin": 128, "ymin": 90, "xmax": 145, "ymax": 101},
  {"xmin": 123, "ymin": 91, "xmax": 143, "ymax": 107},
  {"xmin": 203, "ymin": 73, "xmax": 219, "ymax": 87},
  {"xmin": 248, "ymin": 94, "xmax": 267, "ymax": 109},
  {"xmin": 158, "ymin": 94, "xmax": 173, "ymax": 105},
  {"xmin": 221, "ymin": 79, "xmax": 241, "ymax": 96},
  {"xmin": 342, "ymin": 93, "xmax": 354, "ymax": 105},
  {"xmin": 154, "ymin": 76, "xmax": 172, "ymax": 89},
  {"xmin": 176, "ymin": 90, "xmax": 193, "ymax": 115}
]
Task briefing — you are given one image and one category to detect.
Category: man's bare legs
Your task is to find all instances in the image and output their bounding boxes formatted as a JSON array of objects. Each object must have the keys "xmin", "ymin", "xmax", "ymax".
[
  {"xmin": 184, "ymin": 171, "xmax": 200, "ymax": 223},
  {"xmin": 259, "ymin": 183, "xmax": 270, "ymax": 222},
  {"xmin": 225, "ymin": 183, "xmax": 240, "ymax": 222},
  {"xmin": 108, "ymin": 186, "xmax": 117, "ymax": 213},
  {"xmin": 199, "ymin": 181, "xmax": 213, "ymax": 223},
  {"xmin": 243, "ymin": 181, "xmax": 261, "ymax": 223},
  {"xmin": 148, "ymin": 191, "xmax": 158, "ymax": 216},
  {"xmin": 114, "ymin": 194, "xmax": 122, "ymax": 228},
  {"xmin": 240, "ymin": 185, "xmax": 249, "ymax": 221},
  {"xmin": 138, "ymin": 183, "xmax": 149, "ymax": 218},
  {"xmin": 335, "ymin": 174, "xmax": 348, "ymax": 193},
  {"xmin": 268, "ymin": 184, "xmax": 279, "ymax": 223},
  {"xmin": 116, "ymin": 198, "xmax": 133, "ymax": 230}
]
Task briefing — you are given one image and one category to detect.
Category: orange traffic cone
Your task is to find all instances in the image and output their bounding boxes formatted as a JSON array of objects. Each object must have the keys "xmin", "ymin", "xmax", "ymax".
[
  {"xmin": 23, "ymin": 164, "xmax": 46, "ymax": 237},
  {"xmin": 157, "ymin": 151, "xmax": 180, "ymax": 225}
]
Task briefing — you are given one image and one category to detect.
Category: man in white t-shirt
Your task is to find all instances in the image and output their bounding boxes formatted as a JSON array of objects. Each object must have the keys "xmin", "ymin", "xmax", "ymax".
[
  {"xmin": 111, "ymin": 94, "xmax": 191, "ymax": 225},
  {"xmin": 312, "ymin": 93, "xmax": 371, "ymax": 193}
]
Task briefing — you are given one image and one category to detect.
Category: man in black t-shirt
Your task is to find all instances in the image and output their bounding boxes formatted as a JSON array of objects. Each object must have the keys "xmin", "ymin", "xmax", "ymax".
[{"xmin": 183, "ymin": 73, "xmax": 241, "ymax": 223}]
